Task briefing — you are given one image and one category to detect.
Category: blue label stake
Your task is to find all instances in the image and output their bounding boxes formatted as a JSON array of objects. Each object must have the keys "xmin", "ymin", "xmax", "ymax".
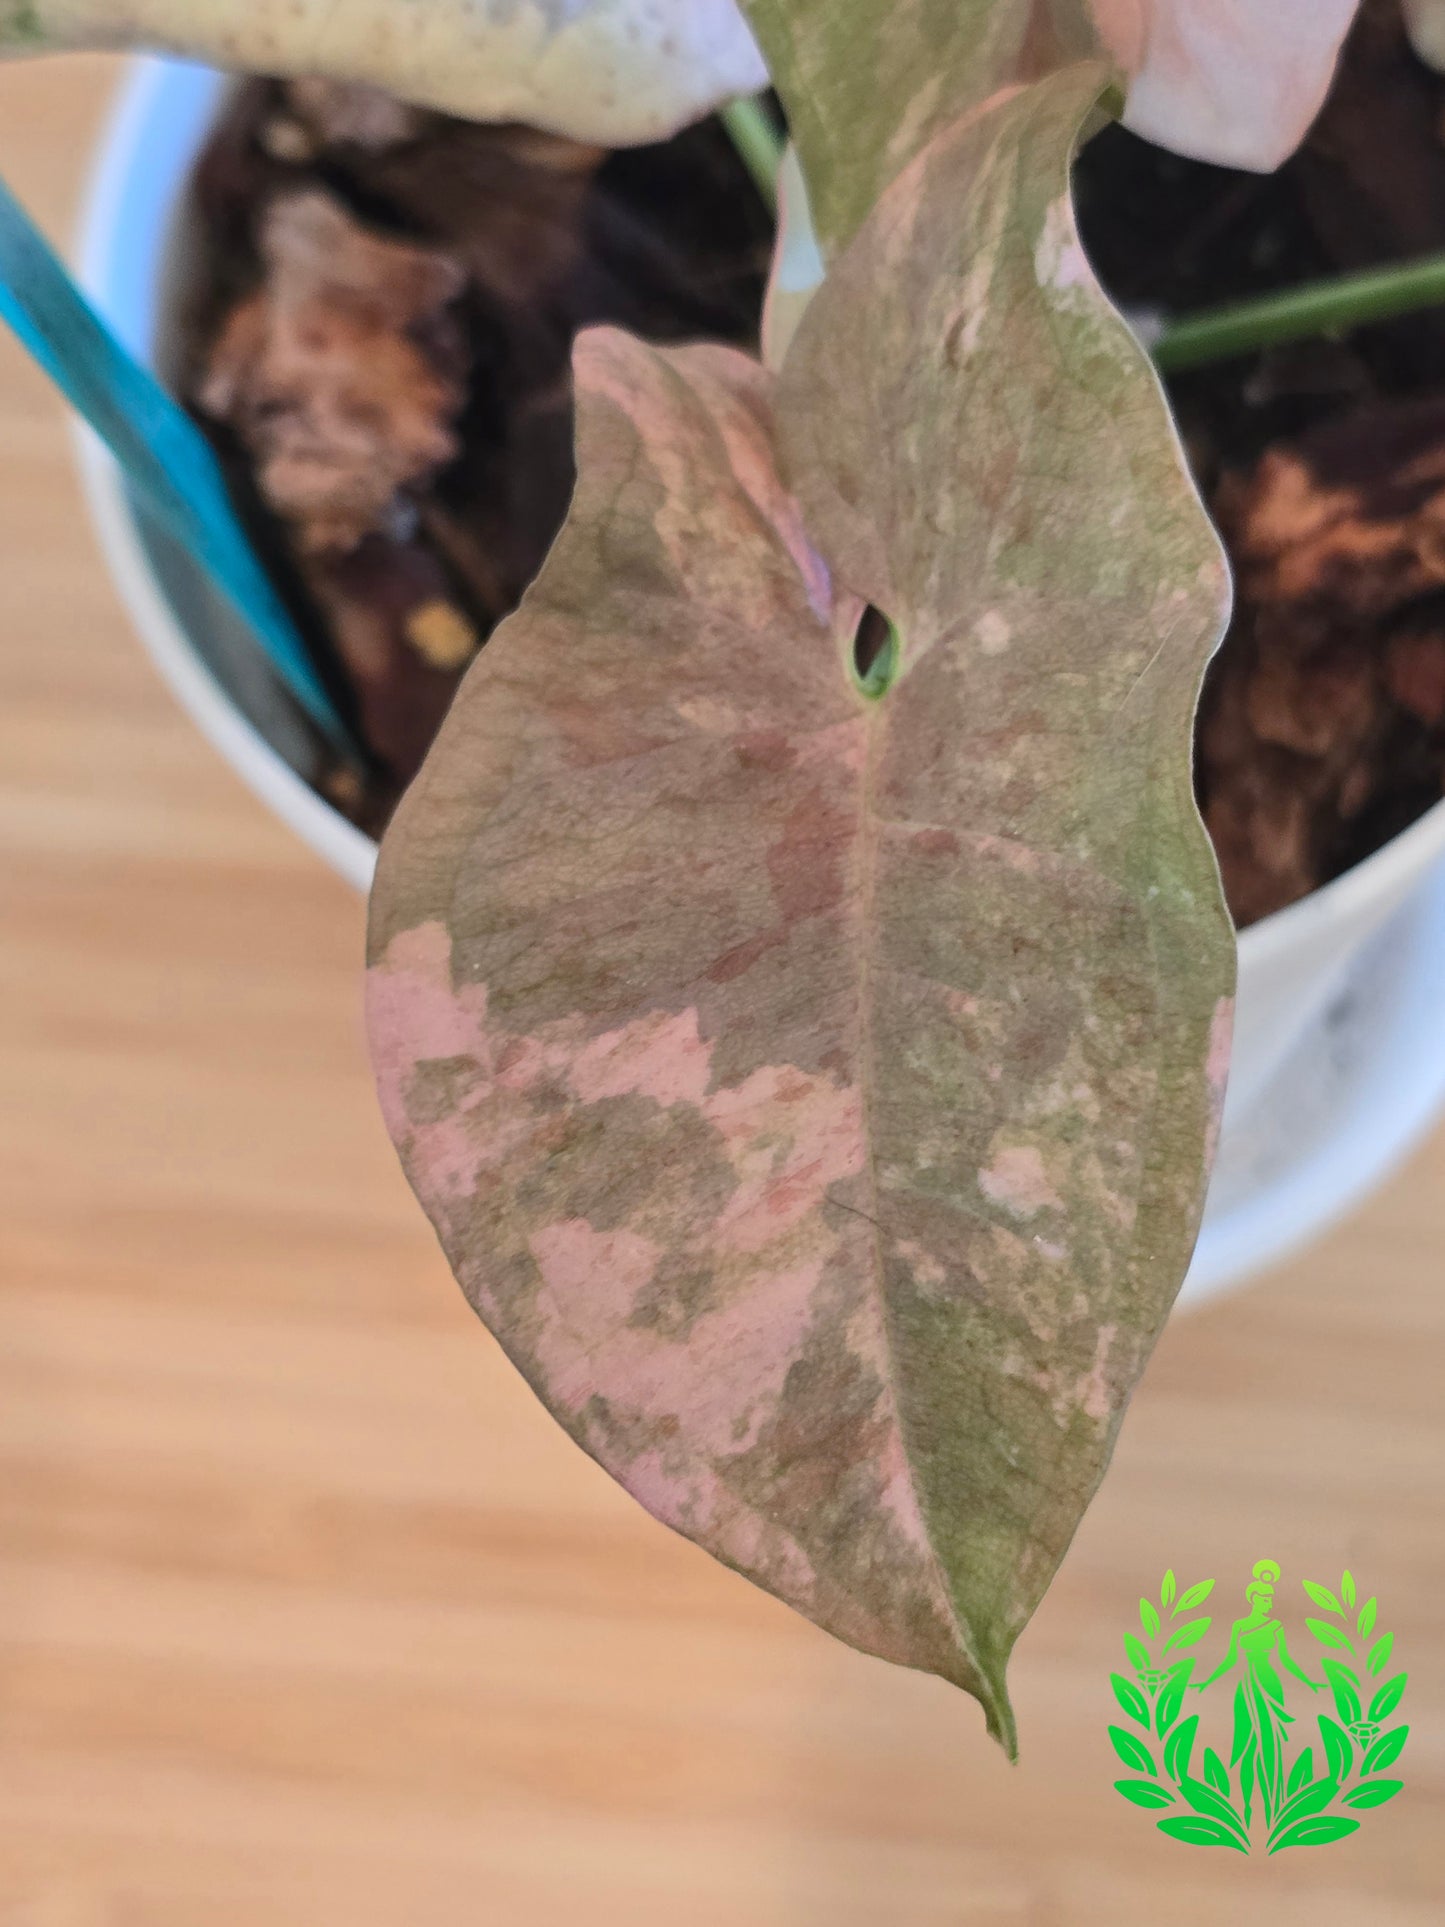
[{"xmin": 0, "ymin": 172, "xmax": 352, "ymax": 751}]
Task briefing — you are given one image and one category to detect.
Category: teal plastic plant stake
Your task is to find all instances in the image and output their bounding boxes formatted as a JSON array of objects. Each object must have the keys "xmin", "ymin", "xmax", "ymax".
[{"xmin": 0, "ymin": 173, "xmax": 351, "ymax": 749}]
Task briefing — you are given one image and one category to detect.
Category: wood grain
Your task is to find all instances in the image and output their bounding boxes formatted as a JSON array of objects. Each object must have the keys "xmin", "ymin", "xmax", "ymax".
[{"xmin": 1, "ymin": 56, "xmax": 1442, "ymax": 1924}]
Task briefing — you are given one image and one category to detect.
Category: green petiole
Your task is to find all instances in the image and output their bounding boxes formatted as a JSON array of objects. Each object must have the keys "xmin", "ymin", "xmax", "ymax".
[
  {"xmin": 719, "ymin": 95, "xmax": 785, "ymax": 213},
  {"xmin": 1151, "ymin": 250, "xmax": 1445, "ymax": 372}
]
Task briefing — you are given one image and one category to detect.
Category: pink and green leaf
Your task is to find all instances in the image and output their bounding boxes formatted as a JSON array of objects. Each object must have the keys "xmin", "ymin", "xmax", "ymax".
[{"xmin": 367, "ymin": 51, "xmax": 1233, "ymax": 1753}]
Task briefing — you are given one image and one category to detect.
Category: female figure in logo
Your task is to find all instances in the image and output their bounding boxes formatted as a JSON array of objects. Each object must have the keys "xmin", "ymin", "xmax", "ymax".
[{"xmin": 1193, "ymin": 1560, "xmax": 1322, "ymax": 1826}]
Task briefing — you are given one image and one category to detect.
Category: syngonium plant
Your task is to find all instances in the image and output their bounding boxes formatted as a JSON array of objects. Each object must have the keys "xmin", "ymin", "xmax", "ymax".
[{"xmin": 0, "ymin": 0, "xmax": 1377, "ymax": 1752}]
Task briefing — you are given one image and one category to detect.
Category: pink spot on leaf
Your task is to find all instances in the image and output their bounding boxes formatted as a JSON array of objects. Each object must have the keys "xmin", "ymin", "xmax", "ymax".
[
  {"xmin": 530, "ymin": 1214, "xmax": 826, "ymax": 1458},
  {"xmin": 1203, "ymin": 994, "xmax": 1235, "ymax": 1166},
  {"xmin": 570, "ymin": 1007, "xmax": 714, "ymax": 1109},
  {"xmin": 1074, "ymin": 1322, "xmax": 1118, "ymax": 1424},
  {"xmin": 979, "ymin": 1142, "xmax": 1063, "ymax": 1219}
]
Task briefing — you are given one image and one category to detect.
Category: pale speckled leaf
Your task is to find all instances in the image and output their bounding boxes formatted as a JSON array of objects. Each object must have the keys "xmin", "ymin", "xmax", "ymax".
[
  {"xmin": 1092, "ymin": 0, "xmax": 1360, "ymax": 171},
  {"xmin": 367, "ymin": 63, "xmax": 1233, "ymax": 1751},
  {"xmin": 0, "ymin": 0, "xmax": 766, "ymax": 146}
]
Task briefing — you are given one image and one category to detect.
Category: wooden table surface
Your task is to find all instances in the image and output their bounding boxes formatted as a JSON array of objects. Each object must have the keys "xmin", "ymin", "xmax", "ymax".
[{"xmin": 2, "ymin": 56, "xmax": 1443, "ymax": 1927}]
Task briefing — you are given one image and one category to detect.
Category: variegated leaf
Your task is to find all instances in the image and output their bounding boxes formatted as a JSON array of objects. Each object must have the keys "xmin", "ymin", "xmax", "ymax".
[
  {"xmin": 740, "ymin": 0, "xmax": 1097, "ymax": 258},
  {"xmin": 0, "ymin": 0, "xmax": 767, "ymax": 145},
  {"xmin": 367, "ymin": 63, "xmax": 1233, "ymax": 1750},
  {"xmin": 748, "ymin": 0, "xmax": 1361, "ymax": 359}
]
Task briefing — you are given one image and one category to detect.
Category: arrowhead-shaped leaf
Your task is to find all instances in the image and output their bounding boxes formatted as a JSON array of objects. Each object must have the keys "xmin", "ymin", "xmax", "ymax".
[{"xmin": 368, "ymin": 58, "xmax": 1232, "ymax": 1752}]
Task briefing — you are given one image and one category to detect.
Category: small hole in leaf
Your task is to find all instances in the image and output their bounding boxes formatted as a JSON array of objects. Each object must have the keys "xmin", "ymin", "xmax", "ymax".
[{"xmin": 851, "ymin": 605, "xmax": 901, "ymax": 698}]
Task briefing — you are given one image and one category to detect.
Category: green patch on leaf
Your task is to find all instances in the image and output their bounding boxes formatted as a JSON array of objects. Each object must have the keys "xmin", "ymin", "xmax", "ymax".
[{"xmin": 1, "ymin": 2, "xmax": 42, "ymax": 43}]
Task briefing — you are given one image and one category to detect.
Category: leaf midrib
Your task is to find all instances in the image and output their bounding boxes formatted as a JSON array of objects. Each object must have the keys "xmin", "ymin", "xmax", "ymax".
[{"xmin": 853, "ymin": 690, "xmax": 1009, "ymax": 1740}]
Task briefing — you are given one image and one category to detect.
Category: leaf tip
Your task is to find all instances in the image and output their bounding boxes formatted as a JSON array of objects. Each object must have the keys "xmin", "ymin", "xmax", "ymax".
[
  {"xmin": 962, "ymin": 1646, "xmax": 1018, "ymax": 1761},
  {"xmin": 987, "ymin": 1689, "xmax": 1020, "ymax": 1764}
]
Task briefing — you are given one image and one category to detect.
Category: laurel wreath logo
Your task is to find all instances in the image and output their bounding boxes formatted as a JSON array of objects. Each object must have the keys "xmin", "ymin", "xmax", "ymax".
[{"xmin": 1108, "ymin": 1562, "xmax": 1408, "ymax": 1853}]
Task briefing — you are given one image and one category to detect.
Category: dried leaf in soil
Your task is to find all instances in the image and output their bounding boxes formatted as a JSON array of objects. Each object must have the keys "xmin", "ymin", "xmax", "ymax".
[
  {"xmin": 1199, "ymin": 397, "xmax": 1445, "ymax": 923},
  {"xmin": 367, "ymin": 63, "xmax": 1234, "ymax": 1751}
]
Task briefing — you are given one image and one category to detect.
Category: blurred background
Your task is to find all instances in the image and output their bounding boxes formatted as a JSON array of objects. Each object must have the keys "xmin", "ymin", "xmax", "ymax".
[{"xmin": 1, "ymin": 53, "xmax": 1442, "ymax": 1927}]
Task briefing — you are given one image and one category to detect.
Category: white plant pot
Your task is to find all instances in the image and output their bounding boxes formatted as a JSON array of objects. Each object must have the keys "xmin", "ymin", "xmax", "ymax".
[{"xmin": 75, "ymin": 59, "xmax": 1445, "ymax": 1305}]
